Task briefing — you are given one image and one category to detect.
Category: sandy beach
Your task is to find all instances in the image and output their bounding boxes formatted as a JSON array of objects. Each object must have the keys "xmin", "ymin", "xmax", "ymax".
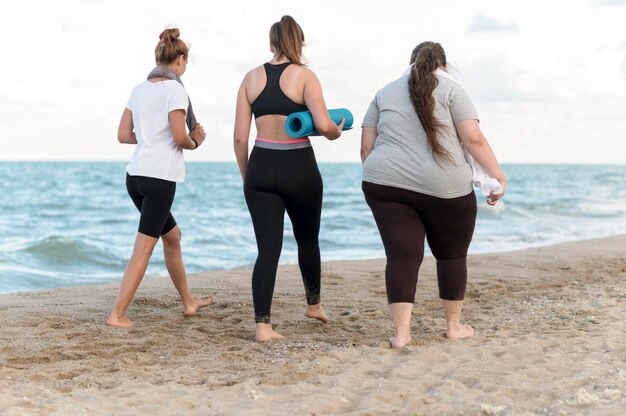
[{"xmin": 0, "ymin": 236, "xmax": 624, "ymax": 415}]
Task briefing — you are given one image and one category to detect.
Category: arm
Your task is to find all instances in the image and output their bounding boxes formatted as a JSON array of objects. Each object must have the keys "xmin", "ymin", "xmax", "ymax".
[
  {"xmin": 455, "ymin": 119, "xmax": 507, "ymax": 201},
  {"xmin": 361, "ymin": 127, "xmax": 377, "ymax": 163},
  {"xmin": 303, "ymin": 71, "xmax": 344, "ymax": 140},
  {"xmin": 117, "ymin": 109, "xmax": 137, "ymax": 144},
  {"xmin": 169, "ymin": 110, "xmax": 205, "ymax": 150},
  {"xmin": 234, "ymin": 78, "xmax": 252, "ymax": 180}
]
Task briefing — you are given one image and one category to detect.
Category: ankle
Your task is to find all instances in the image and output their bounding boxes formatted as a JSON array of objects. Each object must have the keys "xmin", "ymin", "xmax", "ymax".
[
  {"xmin": 110, "ymin": 308, "xmax": 125, "ymax": 319},
  {"xmin": 394, "ymin": 325, "xmax": 410, "ymax": 336},
  {"xmin": 447, "ymin": 320, "xmax": 463, "ymax": 330},
  {"xmin": 180, "ymin": 294, "xmax": 195, "ymax": 305}
]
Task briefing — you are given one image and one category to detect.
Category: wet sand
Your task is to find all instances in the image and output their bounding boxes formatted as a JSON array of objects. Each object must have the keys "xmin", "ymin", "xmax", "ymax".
[{"xmin": 1, "ymin": 236, "xmax": 625, "ymax": 415}]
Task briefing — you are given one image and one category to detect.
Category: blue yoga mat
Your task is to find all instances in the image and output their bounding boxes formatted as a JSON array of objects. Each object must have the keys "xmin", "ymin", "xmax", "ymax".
[{"xmin": 285, "ymin": 108, "xmax": 354, "ymax": 138}]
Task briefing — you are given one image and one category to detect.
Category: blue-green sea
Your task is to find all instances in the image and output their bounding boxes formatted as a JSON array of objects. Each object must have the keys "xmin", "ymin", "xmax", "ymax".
[{"xmin": 1, "ymin": 162, "xmax": 625, "ymax": 293}]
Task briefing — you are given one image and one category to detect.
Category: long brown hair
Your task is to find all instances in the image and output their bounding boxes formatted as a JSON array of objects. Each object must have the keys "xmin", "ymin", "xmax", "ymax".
[
  {"xmin": 155, "ymin": 28, "xmax": 189, "ymax": 66},
  {"xmin": 269, "ymin": 15, "xmax": 305, "ymax": 65},
  {"xmin": 408, "ymin": 41, "xmax": 451, "ymax": 162}
]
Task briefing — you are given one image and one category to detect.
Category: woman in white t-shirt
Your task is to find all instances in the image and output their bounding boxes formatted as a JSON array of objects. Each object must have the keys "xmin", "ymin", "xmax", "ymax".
[{"xmin": 107, "ymin": 28, "xmax": 212, "ymax": 328}]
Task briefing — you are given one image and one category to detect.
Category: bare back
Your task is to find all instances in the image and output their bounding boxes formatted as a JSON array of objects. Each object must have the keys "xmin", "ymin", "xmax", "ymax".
[
  {"xmin": 234, "ymin": 58, "xmax": 341, "ymax": 179},
  {"xmin": 245, "ymin": 63, "xmax": 309, "ymax": 141}
]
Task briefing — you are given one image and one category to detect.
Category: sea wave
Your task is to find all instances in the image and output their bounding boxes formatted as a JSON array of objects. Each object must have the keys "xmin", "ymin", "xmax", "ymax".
[{"xmin": 1, "ymin": 162, "xmax": 625, "ymax": 293}]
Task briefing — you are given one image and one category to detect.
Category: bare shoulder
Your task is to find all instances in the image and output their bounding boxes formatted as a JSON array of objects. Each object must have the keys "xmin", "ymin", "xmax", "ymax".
[
  {"xmin": 241, "ymin": 65, "xmax": 268, "ymax": 103},
  {"xmin": 296, "ymin": 65, "xmax": 317, "ymax": 79},
  {"xmin": 290, "ymin": 65, "xmax": 320, "ymax": 87},
  {"xmin": 241, "ymin": 65, "xmax": 265, "ymax": 86}
]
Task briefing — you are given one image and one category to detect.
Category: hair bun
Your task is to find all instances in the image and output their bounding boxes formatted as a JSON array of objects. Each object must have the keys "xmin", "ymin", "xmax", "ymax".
[
  {"xmin": 159, "ymin": 28, "xmax": 180, "ymax": 42},
  {"xmin": 154, "ymin": 27, "xmax": 188, "ymax": 65}
]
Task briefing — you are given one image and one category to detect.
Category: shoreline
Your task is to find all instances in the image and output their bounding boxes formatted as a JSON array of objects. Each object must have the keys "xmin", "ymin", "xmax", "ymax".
[
  {"xmin": 3, "ymin": 233, "xmax": 626, "ymax": 297},
  {"xmin": 1, "ymin": 235, "xmax": 625, "ymax": 415}
]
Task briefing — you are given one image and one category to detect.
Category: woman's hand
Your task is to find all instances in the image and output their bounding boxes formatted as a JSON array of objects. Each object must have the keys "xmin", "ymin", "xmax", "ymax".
[
  {"xmin": 190, "ymin": 123, "xmax": 206, "ymax": 148},
  {"xmin": 486, "ymin": 179, "xmax": 506, "ymax": 206},
  {"xmin": 455, "ymin": 119, "xmax": 507, "ymax": 205},
  {"xmin": 337, "ymin": 117, "xmax": 346, "ymax": 132},
  {"xmin": 487, "ymin": 191, "xmax": 504, "ymax": 206}
]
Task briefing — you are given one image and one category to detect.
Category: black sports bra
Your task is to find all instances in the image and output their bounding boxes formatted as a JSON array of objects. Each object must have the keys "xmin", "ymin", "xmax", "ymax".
[{"xmin": 251, "ymin": 62, "xmax": 308, "ymax": 118}]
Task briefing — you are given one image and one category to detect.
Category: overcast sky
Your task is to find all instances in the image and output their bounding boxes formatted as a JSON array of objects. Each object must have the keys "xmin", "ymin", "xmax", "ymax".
[{"xmin": 1, "ymin": 0, "xmax": 626, "ymax": 163}]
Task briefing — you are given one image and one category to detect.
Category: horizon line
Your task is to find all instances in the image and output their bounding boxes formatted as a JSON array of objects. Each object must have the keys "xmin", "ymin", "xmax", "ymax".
[{"xmin": 1, "ymin": 160, "xmax": 626, "ymax": 166}]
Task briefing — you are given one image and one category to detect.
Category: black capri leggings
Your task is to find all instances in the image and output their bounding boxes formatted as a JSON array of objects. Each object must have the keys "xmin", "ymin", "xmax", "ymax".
[
  {"xmin": 126, "ymin": 174, "xmax": 177, "ymax": 238},
  {"xmin": 244, "ymin": 146, "xmax": 323, "ymax": 324},
  {"xmin": 362, "ymin": 181, "xmax": 477, "ymax": 303}
]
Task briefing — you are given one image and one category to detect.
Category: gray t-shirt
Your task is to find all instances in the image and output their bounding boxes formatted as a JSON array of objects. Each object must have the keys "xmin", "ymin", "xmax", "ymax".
[{"xmin": 362, "ymin": 72, "xmax": 477, "ymax": 198}]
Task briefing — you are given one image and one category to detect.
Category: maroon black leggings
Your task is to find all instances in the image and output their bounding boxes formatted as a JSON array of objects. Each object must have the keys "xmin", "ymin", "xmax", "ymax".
[{"xmin": 362, "ymin": 181, "xmax": 477, "ymax": 303}]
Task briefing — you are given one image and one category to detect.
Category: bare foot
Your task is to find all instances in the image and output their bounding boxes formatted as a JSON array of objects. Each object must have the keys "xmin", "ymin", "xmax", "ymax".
[
  {"xmin": 107, "ymin": 312, "xmax": 132, "ymax": 328},
  {"xmin": 255, "ymin": 323, "xmax": 285, "ymax": 342},
  {"xmin": 184, "ymin": 296, "xmax": 213, "ymax": 317},
  {"xmin": 304, "ymin": 303, "xmax": 329, "ymax": 323},
  {"xmin": 446, "ymin": 323, "xmax": 474, "ymax": 340},
  {"xmin": 389, "ymin": 333, "xmax": 412, "ymax": 349}
]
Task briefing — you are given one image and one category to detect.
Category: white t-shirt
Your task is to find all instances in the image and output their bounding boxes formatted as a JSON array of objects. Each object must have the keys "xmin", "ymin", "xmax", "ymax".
[{"xmin": 125, "ymin": 80, "xmax": 189, "ymax": 182}]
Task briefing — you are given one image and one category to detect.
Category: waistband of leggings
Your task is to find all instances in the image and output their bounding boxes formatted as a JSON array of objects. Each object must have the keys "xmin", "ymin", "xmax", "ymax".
[{"xmin": 254, "ymin": 137, "xmax": 312, "ymax": 150}]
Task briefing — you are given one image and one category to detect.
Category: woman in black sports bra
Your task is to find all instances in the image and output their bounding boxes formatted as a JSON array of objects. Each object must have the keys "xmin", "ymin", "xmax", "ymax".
[{"xmin": 234, "ymin": 15, "xmax": 345, "ymax": 342}]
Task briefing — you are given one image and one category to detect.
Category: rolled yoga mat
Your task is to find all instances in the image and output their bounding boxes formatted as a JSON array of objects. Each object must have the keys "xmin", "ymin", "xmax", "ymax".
[{"xmin": 285, "ymin": 108, "xmax": 354, "ymax": 138}]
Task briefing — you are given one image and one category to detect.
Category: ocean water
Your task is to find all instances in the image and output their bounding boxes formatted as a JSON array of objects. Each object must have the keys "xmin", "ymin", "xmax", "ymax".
[{"xmin": 1, "ymin": 162, "xmax": 625, "ymax": 294}]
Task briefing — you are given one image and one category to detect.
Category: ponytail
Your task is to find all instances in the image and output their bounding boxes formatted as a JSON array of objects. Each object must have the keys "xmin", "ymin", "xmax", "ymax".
[
  {"xmin": 408, "ymin": 41, "xmax": 451, "ymax": 163},
  {"xmin": 269, "ymin": 15, "xmax": 306, "ymax": 65}
]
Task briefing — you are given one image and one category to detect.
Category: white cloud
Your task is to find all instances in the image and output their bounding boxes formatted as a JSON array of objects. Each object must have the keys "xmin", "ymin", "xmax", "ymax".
[
  {"xmin": 452, "ymin": 58, "xmax": 528, "ymax": 102},
  {"xmin": 468, "ymin": 13, "xmax": 518, "ymax": 33},
  {"xmin": 595, "ymin": 0, "xmax": 626, "ymax": 5},
  {"xmin": 1, "ymin": 0, "xmax": 625, "ymax": 164}
]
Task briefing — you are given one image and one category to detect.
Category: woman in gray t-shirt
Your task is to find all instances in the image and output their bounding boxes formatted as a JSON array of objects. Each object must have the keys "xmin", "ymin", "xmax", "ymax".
[{"xmin": 361, "ymin": 41, "xmax": 506, "ymax": 348}]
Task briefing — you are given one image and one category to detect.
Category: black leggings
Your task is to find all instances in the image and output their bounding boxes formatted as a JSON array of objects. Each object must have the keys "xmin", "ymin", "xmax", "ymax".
[
  {"xmin": 362, "ymin": 181, "xmax": 476, "ymax": 302},
  {"xmin": 244, "ymin": 146, "xmax": 323, "ymax": 324},
  {"xmin": 126, "ymin": 174, "xmax": 177, "ymax": 238}
]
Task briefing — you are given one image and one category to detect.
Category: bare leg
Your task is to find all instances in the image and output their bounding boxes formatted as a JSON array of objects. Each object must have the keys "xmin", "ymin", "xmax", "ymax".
[
  {"xmin": 161, "ymin": 226, "xmax": 212, "ymax": 316},
  {"xmin": 304, "ymin": 303, "xmax": 329, "ymax": 323},
  {"xmin": 255, "ymin": 323, "xmax": 284, "ymax": 342},
  {"xmin": 441, "ymin": 299, "xmax": 474, "ymax": 339},
  {"xmin": 107, "ymin": 232, "xmax": 159, "ymax": 328},
  {"xmin": 389, "ymin": 302, "xmax": 413, "ymax": 349}
]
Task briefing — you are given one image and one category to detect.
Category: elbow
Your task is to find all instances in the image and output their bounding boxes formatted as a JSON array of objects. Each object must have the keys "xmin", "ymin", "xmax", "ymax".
[
  {"xmin": 233, "ymin": 134, "xmax": 248, "ymax": 148},
  {"xmin": 118, "ymin": 134, "xmax": 131, "ymax": 144},
  {"xmin": 172, "ymin": 133, "xmax": 188, "ymax": 147},
  {"xmin": 233, "ymin": 135, "xmax": 249, "ymax": 155},
  {"xmin": 463, "ymin": 132, "xmax": 487, "ymax": 150}
]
